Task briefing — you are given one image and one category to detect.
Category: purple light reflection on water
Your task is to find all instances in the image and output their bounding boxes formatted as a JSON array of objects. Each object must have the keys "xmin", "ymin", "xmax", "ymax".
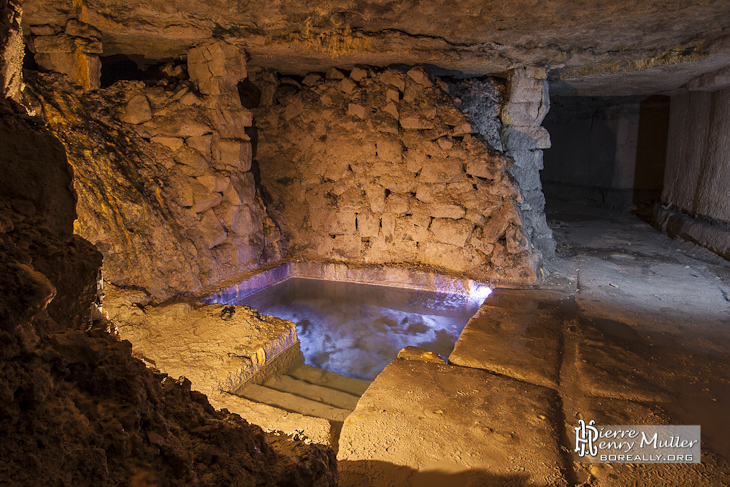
[{"xmin": 235, "ymin": 278, "xmax": 484, "ymax": 380}]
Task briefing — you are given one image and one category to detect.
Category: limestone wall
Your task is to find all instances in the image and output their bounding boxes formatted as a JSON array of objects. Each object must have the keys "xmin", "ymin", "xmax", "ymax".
[
  {"xmin": 655, "ymin": 81, "xmax": 730, "ymax": 259},
  {"xmin": 0, "ymin": 0, "xmax": 23, "ymax": 99},
  {"xmin": 251, "ymin": 66, "xmax": 539, "ymax": 284},
  {"xmin": 32, "ymin": 39, "xmax": 284, "ymax": 301},
  {"xmin": 663, "ymin": 87, "xmax": 730, "ymax": 224}
]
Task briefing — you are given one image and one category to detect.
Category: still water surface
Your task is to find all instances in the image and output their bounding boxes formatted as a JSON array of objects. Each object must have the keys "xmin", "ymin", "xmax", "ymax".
[{"xmin": 238, "ymin": 278, "xmax": 481, "ymax": 380}]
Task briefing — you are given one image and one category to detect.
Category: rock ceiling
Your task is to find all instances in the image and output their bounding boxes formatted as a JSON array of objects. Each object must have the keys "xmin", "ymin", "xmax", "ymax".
[{"xmin": 21, "ymin": 0, "xmax": 730, "ymax": 95}]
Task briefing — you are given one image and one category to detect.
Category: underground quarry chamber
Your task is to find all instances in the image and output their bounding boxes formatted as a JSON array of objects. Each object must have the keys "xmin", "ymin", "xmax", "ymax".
[{"xmin": 5, "ymin": 5, "xmax": 730, "ymax": 484}]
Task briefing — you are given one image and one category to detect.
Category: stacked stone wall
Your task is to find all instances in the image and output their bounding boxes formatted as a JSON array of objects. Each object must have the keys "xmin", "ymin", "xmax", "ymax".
[
  {"xmin": 252, "ymin": 66, "xmax": 539, "ymax": 283},
  {"xmin": 32, "ymin": 39, "xmax": 283, "ymax": 301}
]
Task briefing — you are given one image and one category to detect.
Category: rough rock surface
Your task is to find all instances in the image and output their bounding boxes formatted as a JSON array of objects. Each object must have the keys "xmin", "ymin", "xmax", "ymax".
[
  {"xmin": 0, "ymin": 0, "xmax": 22, "ymax": 99},
  {"xmin": 108, "ymin": 293, "xmax": 301, "ymax": 396},
  {"xmin": 252, "ymin": 66, "xmax": 540, "ymax": 284},
  {"xmin": 447, "ymin": 77, "xmax": 505, "ymax": 152},
  {"xmin": 19, "ymin": 0, "xmax": 730, "ymax": 95},
  {"xmin": 0, "ymin": 97, "xmax": 101, "ymax": 336},
  {"xmin": 338, "ymin": 358, "xmax": 566, "ymax": 487},
  {"xmin": 29, "ymin": 67, "xmax": 283, "ymax": 301},
  {"xmin": 30, "ymin": 17, "xmax": 102, "ymax": 91},
  {"xmin": 501, "ymin": 68, "xmax": 556, "ymax": 258},
  {"xmin": 0, "ymin": 97, "xmax": 337, "ymax": 486}
]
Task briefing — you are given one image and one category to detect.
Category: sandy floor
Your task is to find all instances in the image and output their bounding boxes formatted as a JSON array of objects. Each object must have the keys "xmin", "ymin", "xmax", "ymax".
[{"xmin": 337, "ymin": 202, "xmax": 730, "ymax": 486}]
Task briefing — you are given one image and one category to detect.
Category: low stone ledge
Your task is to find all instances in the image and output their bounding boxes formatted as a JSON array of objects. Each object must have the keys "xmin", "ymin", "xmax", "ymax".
[
  {"xmin": 109, "ymin": 292, "xmax": 301, "ymax": 396},
  {"xmin": 654, "ymin": 205, "xmax": 730, "ymax": 261},
  {"xmin": 449, "ymin": 289, "xmax": 567, "ymax": 389},
  {"xmin": 204, "ymin": 260, "xmax": 493, "ymax": 309}
]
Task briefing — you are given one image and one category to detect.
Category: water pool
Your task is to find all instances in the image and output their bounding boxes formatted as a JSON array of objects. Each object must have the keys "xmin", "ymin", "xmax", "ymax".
[{"xmin": 237, "ymin": 278, "xmax": 482, "ymax": 380}]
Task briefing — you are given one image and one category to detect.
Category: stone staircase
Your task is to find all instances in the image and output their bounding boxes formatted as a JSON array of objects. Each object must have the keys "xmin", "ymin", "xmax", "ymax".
[{"xmin": 235, "ymin": 364, "xmax": 371, "ymax": 423}]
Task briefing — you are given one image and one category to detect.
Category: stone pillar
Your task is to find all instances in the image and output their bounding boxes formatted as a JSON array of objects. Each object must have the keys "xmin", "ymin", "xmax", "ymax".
[
  {"xmin": 187, "ymin": 38, "xmax": 254, "ymax": 164},
  {"xmin": 187, "ymin": 38, "xmax": 252, "ymax": 135},
  {"xmin": 31, "ymin": 19, "xmax": 102, "ymax": 91},
  {"xmin": 188, "ymin": 39, "xmax": 247, "ymax": 103},
  {"xmin": 500, "ymin": 67, "xmax": 556, "ymax": 258},
  {"xmin": 0, "ymin": 0, "xmax": 23, "ymax": 100},
  {"xmin": 187, "ymin": 38, "xmax": 282, "ymax": 261}
]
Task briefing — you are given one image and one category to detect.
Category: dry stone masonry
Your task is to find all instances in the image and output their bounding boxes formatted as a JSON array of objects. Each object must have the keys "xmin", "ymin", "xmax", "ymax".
[
  {"xmin": 31, "ymin": 39, "xmax": 283, "ymax": 301},
  {"xmin": 251, "ymin": 66, "xmax": 540, "ymax": 284},
  {"xmin": 22, "ymin": 22, "xmax": 551, "ymax": 293}
]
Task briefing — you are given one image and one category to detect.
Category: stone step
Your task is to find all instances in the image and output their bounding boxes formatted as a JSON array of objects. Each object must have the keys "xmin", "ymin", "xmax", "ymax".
[
  {"xmin": 236, "ymin": 383, "xmax": 352, "ymax": 422},
  {"xmin": 209, "ymin": 392, "xmax": 333, "ymax": 446},
  {"xmin": 288, "ymin": 364, "xmax": 372, "ymax": 396},
  {"xmin": 264, "ymin": 374, "xmax": 360, "ymax": 410}
]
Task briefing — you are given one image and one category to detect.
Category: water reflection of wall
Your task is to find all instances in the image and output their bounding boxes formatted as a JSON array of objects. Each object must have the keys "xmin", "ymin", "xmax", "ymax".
[{"xmin": 240, "ymin": 278, "xmax": 481, "ymax": 380}]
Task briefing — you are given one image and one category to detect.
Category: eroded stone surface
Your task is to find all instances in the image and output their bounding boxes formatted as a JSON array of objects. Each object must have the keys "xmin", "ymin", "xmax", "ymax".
[
  {"xmin": 252, "ymin": 67, "xmax": 539, "ymax": 284},
  {"xmin": 449, "ymin": 289, "xmax": 568, "ymax": 389},
  {"xmin": 31, "ymin": 71, "xmax": 282, "ymax": 301},
  {"xmin": 108, "ymin": 289, "xmax": 299, "ymax": 396},
  {"xmin": 338, "ymin": 359, "xmax": 566, "ymax": 487},
  {"xmin": 20, "ymin": 0, "xmax": 730, "ymax": 95}
]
